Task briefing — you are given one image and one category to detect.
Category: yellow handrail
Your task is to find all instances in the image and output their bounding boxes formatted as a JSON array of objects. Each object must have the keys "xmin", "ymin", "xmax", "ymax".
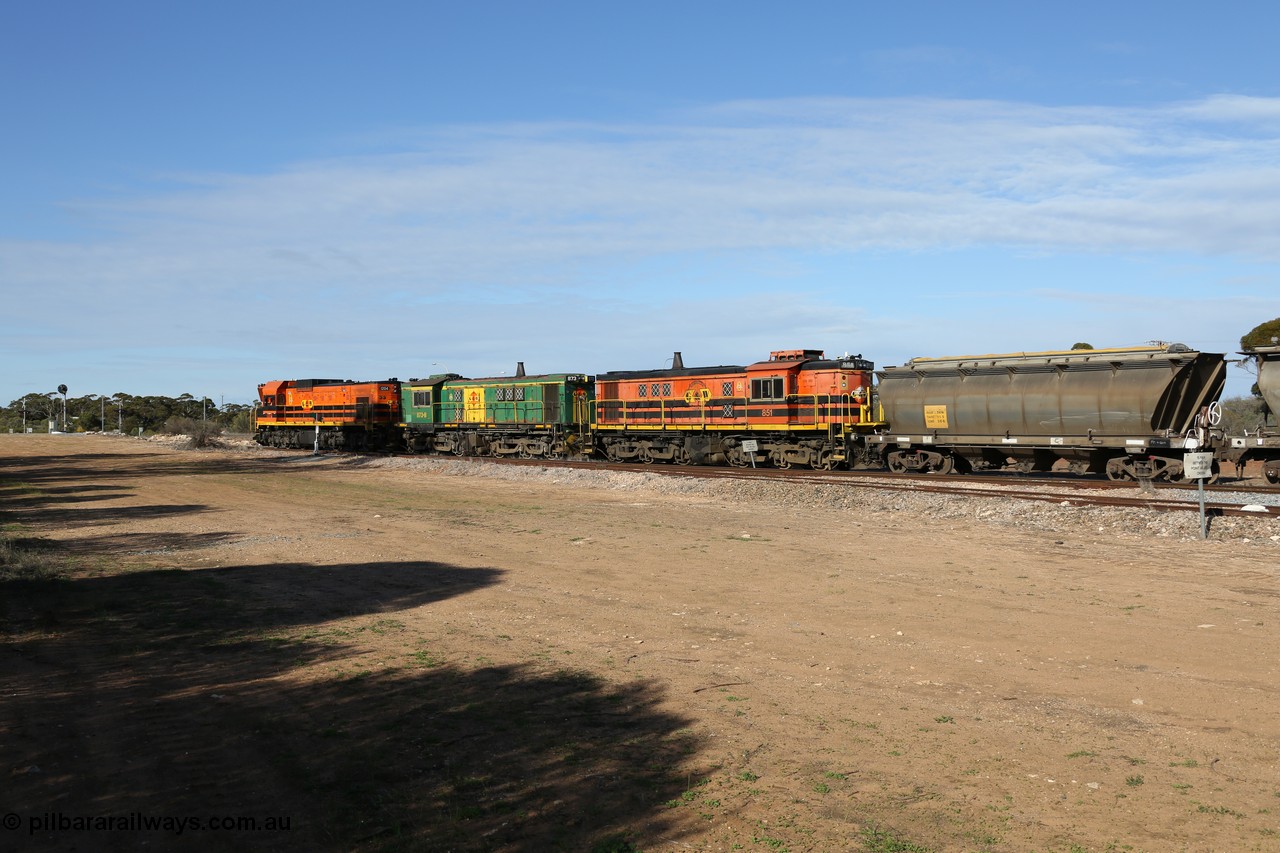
[{"xmin": 590, "ymin": 395, "xmax": 877, "ymax": 428}]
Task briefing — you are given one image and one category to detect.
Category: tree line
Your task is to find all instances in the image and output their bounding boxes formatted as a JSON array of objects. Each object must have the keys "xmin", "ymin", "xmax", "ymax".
[{"xmin": 0, "ymin": 392, "xmax": 254, "ymax": 435}]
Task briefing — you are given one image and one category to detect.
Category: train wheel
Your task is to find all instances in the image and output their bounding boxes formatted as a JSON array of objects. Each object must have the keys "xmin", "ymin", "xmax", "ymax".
[
  {"xmin": 886, "ymin": 453, "xmax": 909, "ymax": 474},
  {"xmin": 813, "ymin": 450, "xmax": 836, "ymax": 471},
  {"xmin": 931, "ymin": 456, "xmax": 955, "ymax": 475},
  {"xmin": 1105, "ymin": 458, "xmax": 1134, "ymax": 481},
  {"xmin": 672, "ymin": 446, "xmax": 692, "ymax": 465},
  {"xmin": 1265, "ymin": 467, "xmax": 1279, "ymax": 485}
]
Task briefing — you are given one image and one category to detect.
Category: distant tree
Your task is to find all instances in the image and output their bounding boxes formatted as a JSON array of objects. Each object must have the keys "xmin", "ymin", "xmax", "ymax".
[
  {"xmin": 73, "ymin": 394, "xmax": 103, "ymax": 431},
  {"xmin": 0, "ymin": 391, "xmax": 254, "ymax": 436},
  {"xmin": 217, "ymin": 403, "xmax": 253, "ymax": 433},
  {"xmin": 1219, "ymin": 394, "xmax": 1270, "ymax": 434},
  {"xmin": 1070, "ymin": 342, "xmax": 1094, "ymax": 350},
  {"xmin": 175, "ymin": 392, "xmax": 197, "ymax": 419},
  {"xmin": 0, "ymin": 393, "xmax": 59, "ymax": 432},
  {"xmin": 1239, "ymin": 316, "xmax": 1280, "ymax": 403},
  {"xmin": 1241, "ymin": 316, "xmax": 1280, "ymax": 350}
]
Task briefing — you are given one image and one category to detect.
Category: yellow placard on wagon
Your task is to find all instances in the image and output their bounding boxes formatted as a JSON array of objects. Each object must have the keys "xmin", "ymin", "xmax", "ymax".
[{"xmin": 923, "ymin": 404, "xmax": 949, "ymax": 429}]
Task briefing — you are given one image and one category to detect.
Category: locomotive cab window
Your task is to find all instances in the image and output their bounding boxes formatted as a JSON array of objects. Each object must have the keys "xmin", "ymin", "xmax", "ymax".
[
  {"xmin": 750, "ymin": 377, "xmax": 785, "ymax": 401},
  {"xmin": 412, "ymin": 390, "xmax": 432, "ymax": 407}
]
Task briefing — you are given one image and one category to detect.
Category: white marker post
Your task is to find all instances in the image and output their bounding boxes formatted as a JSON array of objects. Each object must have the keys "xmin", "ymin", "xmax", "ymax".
[
  {"xmin": 1184, "ymin": 452, "xmax": 1215, "ymax": 539},
  {"xmin": 741, "ymin": 439, "xmax": 758, "ymax": 468}
]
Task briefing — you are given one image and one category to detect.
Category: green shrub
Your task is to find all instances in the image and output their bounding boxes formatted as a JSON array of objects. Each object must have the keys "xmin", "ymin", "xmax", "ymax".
[
  {"xmin": 162, "ymin": 416, "xmax": 224, "ymax": 448},
  {"xmin": 1241, "ymin": 317, "xmax": 1280, "ymax": 350}
]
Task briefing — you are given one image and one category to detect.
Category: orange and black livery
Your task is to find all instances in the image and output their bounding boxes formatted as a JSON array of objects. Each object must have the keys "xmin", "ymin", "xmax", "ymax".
[
  {"xmin": 254, "ymin": 378, "xmax": 402, "ymax": 449},
  {"xmin": 592, "ymin": 350, "xmax": 883, "ymax": 467}
]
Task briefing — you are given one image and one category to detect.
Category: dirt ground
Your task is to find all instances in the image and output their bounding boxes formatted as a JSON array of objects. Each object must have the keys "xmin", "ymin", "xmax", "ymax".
[{"xmin": 2, "ymin": 434, "xmax": 1279, "ymax": 853}]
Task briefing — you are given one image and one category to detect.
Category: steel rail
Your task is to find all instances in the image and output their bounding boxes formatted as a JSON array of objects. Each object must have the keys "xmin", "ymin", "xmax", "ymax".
[{"xmin": 435, "ymin": 455, "xmax": 1280, "ymax": 519}]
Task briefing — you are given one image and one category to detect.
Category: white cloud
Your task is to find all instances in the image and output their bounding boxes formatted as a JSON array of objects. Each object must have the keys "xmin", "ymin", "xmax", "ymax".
[
  {"xmin": 3, "ymin": 95, "xmax": 1278, "ymax": 400},
  {"xmin": 9, "ymin": 96, "xmax": 1280, "ymax": 288}
]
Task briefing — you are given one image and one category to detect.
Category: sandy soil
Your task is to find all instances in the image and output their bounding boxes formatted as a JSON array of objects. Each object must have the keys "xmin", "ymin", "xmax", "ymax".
[{"xmin": 2, "ymin": 434, "xmax": 1279, "ymax": 852}]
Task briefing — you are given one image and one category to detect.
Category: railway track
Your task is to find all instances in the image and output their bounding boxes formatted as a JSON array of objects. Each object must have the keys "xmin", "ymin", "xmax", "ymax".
[{"xmin": 422, "ymin": 453, "xmax": 1280, "ymax": 520}]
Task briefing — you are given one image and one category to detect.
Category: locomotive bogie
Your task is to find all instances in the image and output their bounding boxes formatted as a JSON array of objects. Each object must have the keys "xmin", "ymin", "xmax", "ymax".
[
  {"xmin": 722, "ymin": 436, "xmax": 842, "ymax": 470},
  {"xmin": 256, "ymin": 425, "xmax": 398, "ymax": 451},
  {"xmin": 597, "ymin": 432, "xmax": 724, "ymax": 465},
  {"xmin": 485, "ymin": 430, "xmax": 574, "ymax": 459}
]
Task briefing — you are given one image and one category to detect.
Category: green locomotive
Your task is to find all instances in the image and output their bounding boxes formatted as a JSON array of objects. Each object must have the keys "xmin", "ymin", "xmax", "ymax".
[{"xmin": 400, "ymin": 364, "xmax": 593, "ymax": 458}]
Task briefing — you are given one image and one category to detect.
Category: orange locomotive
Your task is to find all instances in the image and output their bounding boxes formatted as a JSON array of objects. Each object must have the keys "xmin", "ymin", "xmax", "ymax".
[
  {"xmin": 254, "ymin": 378, "xmax": 402, "ymax": 449},
  {"xmin": 592, "ymin": 349, "xmax": 881, "ymax": 468}
]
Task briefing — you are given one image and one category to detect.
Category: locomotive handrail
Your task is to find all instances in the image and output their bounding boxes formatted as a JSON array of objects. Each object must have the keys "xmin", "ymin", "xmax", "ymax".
[
  {"xmin": 793, "ymin": 393, "xmax": 872, "ymax": 427},
  {"xmin": 592, "ymin": 396, "xmax": 755, "ymax": 428},
  {"xmin": 442, "ymin": 400, "xmax": 552, "ymax": 425},
  {"xmin": 587, "ymin": 395, "xmax": 877, "ymax": 430}
]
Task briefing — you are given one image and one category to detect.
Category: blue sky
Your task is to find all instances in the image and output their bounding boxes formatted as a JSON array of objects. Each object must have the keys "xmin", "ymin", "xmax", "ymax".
[{"xmin": 3, "ymin": 1, "xmax": 1278, "ymax": 406}]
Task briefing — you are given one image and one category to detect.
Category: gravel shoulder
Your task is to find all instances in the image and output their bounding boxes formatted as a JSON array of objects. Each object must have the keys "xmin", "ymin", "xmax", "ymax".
[{"xmin": 3, "ymin": 434, "xmax": 1279, "ymax": 852}]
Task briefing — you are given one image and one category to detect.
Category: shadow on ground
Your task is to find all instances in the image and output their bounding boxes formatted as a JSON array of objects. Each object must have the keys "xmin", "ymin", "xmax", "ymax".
[
  {"xmin": 3, "ymin": 558, "xmax": 693, "ymax": 853},
  {"xmin": 0, "ymin": 445, "xmax": 349, "ymax": 489}
]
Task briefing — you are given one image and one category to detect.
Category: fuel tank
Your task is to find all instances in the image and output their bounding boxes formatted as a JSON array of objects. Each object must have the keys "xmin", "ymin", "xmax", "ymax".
[{"xmin": 876, "ymin": 344, "xmax": 1225, "ymax": 438}]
